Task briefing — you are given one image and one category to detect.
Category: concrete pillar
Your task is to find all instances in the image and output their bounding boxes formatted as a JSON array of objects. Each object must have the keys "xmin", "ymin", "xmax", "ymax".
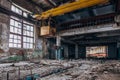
[
  {"xmin": 56, "ymin": 35, "xmax": 61, "ymax": 46},
  {"xmin": 78, "ymin": 46, "xmax": 86, "ymax": 58},
  {"xmin": 42, "ymin": 38, "xmax": 48, "ymax": 58},
  {"xmin": 75, "ymin": 44, "xmax": 78, "ymax": 59},
  {"xmin": 108, "ymin": 44, "xmax": 117, "ymax": 59},
  {"xmin": 56, "ymin": 35, "xmax": 61, "ymax": 60},
  {"xmin": 64, "ymin": 45, "xmax": 69, "ymax": 59}
]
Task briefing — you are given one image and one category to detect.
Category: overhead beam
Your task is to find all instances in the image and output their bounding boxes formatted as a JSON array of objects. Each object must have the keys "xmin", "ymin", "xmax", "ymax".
[
  {"xmin": 76, "ymin": 36, "xmax": 119, "ymax": 45},
  {"xmin": 61, "ymin": 38, "xmax": 76, "ymax": 44},
  {"xmin": 97, "ymin": 31, "xmax": 120, "ymax": 37},
  {"xmin": 26, "ymin": 0, "xmax": 45, "ymax": 11},
  {"xmin": 58, "ymin": 23, "xmax": 120, "ymax": 36},
  {"xmin": 77, "ymin": 40, "xmax": 117, "ymax": 45},
  {"xmin": 67, "ymin": 31, "xmax": 120, "ymax": 41},
  {"xmin": 34, "ymin": 0, "xmax": 109, "ymax": 19},
  {"xmin": 44, "ymin": 0, "xmax": 56, "ymax": 7},
  {"xmin": 60, "ymin": 13, "xmax": 115, "ymax": 27}
]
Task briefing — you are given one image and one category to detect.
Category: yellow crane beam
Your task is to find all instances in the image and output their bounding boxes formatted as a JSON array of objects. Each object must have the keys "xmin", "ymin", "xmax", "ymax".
[{"xmin": 34, "ymin": 0, "xmax": 109, "ymax": 20}]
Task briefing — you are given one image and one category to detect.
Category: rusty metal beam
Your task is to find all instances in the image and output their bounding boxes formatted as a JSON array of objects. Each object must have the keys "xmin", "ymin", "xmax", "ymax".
[
  {"xmin": 34, "ymin": 0, "xmax": 109, "ymax": 19},
  {"xmin": 26, "ymin": 0, "xmax": 46, "ymax": 10},
  {"xmin": 44, "ymin": 0, "xmax": 56, "ymax": 7},
  {"xmin": 58, "ymin": 23, "xmax": 120, "ymax": 37},
  {"xmin": 58, "ymin": 13, "xmax": 115, "ymax": 31},
  {"xmin": 60, "ymin": 13, "xmax": 115, "ymax": 26}
]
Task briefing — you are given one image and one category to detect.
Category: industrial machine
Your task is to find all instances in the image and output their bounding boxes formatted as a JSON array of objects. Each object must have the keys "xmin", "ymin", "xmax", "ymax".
[{"xmin": 33, "ymin": 0, "xmax": 109, "ymax": 36}]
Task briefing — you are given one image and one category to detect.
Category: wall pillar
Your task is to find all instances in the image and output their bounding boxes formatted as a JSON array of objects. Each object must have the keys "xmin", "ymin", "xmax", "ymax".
[
  {"xmin": 108, "ymin": 43, "xmax": 117, "ymax": 59},
  {"xmin": 78, "ymin": 45, "xmax": 86, "ymax": 59},
  {"xmin": 56, "ymin": 35, "xmax": 61, "ymax": 46},
  {"xmin": 56, "ymin": 35, "xmax": 61, "ymax": 60},
  {"xmin": 63, "ymin": 45, "xmax": 69, "ymax": 59},
  {"xmin": 75, "ymin": 44, "xmax": 78, "ymax": 59},
  {"xmin": 42, "ymin": 37, "xmax": 49, "ymax": 58}
]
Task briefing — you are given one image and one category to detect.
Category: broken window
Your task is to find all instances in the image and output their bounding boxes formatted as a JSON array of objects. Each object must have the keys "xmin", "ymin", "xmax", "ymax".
[
  {"xmin": 11, "ymin": 5, "xmax": 22, "ymax": 15},
  {"xmin": 23, "ymin": 22, "xmax": 34, "ymax": 49},
  {"xmin": 9, "ymin": 34, "xmax": 22, "ymax": 48},
  {"xmin": 9, "ymin": 5, "xmax": 34, "ymax": 49}
]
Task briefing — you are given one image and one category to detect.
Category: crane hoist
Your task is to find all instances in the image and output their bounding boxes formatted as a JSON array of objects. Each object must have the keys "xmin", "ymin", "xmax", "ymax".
[{"xmin": 33, "ymin": 0, "xmax": 109, "ymax": 36}]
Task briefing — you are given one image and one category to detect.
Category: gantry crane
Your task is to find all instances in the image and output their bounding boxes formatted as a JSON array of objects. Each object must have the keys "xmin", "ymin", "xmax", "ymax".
[{"xmin": 33, "ymin": 0, "xmax": 109, "ymax": 36}]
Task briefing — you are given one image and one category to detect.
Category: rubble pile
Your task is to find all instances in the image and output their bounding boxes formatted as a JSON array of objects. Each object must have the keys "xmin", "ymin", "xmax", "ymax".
[
  {"xmin": 39, "ymin": 60, "xmax": 120, "ymax": 80},
  {"xmin": 0, "ymin": 60, "xmax": 73, "ymax": 80},
  {"xmin": 39, "ymin": 60, "xmax": 98, "ymax": 80},
  {"xmin": 73, "ymin": 60, "xmax": 120, "ymax": 80},
  {"xmin": 0, "ymin": 60, "xmax": 119, "ymax": 80}
]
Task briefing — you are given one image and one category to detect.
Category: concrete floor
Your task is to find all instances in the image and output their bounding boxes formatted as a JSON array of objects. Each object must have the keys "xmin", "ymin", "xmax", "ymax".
[{"xmin": 0, "ymin": 60, "xmax": 119, "ymax": 80}]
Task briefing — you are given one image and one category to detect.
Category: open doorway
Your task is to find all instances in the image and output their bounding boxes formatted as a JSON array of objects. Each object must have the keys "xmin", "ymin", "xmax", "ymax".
[{"xmin": 86, "ymin": 46, "xmax": 108, "ymax": 58}]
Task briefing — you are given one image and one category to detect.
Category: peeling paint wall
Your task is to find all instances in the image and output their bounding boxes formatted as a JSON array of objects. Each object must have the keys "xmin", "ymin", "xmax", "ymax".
[
  {"xmin": 0, "ymin": 0, "xmax": 10, "ymax": 55},
  {"xmin": 0, "ymin": 0, "xmax": 53, "ymax": 59},
  {"xmin": 0, "ymin": 0, "xmax": 44, "ymax": 58},
  {"xmin": 0, "ymin": 23, "xmax": 9, "ymax": 52},
  {"xmin": 0, "ymin": 0, "xmax": 11, "ymax": 9}
]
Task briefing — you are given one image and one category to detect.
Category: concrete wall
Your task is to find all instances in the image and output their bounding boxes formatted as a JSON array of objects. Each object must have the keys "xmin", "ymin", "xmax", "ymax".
[
  {"xmin": 59, "ymin": 43, "xmax": 119, "ymax": 59},
  {"xmin": 0, "ymin": 0, "xmax": 44, "ymax": 58},
  {"xmin": 63, "ymin": 45, "xmax": 69, "ymax": 59},
  {"xmin": 0, "ymin": 0, "xmax": 10, "ymax": 54},
  {"xmin": 108, "ymin": 43, "xmax": 117, "ymax": 59},
  {"xmin": 68, "ymin": 44, "xmax": 75, "ymax": 59},
  {"xmin": 117, "ymin": 42, "xmax": 120, "ymax": 59},
  {"xmin": 0, "ymin": 0, "xmax": 11, "ymax": 9},
  {"xmin": 78, "ymin": 45, "xmax": 86, "ymax": 59},
  {"xmin": 118, "ymin": 49, "xmax": 120, "ymax": 59}
]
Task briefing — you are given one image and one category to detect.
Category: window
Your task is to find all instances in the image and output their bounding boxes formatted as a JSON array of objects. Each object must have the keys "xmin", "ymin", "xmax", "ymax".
[
  {"xmin": 9, "ymin": 5, "xmax": 34, "ymax": 49},
  {"xmin": 23, "ymin": 21, "xmax": 34, "ymax": 49},
  {"xmin": 11, "ymin": 5, "xmax": 30, "ymax": 17},
  {"xmin": 11, "ymin": 5, "xmax": 22, "ymax": 15},
  {"xmin": 9, "ymin": 34, "xmax": 21, "ymax": 48}
]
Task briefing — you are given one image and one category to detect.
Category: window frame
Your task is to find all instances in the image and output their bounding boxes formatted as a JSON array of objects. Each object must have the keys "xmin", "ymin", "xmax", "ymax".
[{"xmin": 9, "ymin": 4, "xmax": 34, "ymax": 49}]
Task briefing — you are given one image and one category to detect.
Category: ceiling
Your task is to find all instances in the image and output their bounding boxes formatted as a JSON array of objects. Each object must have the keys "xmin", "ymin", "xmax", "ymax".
[
  {"xmin": 29, "ymin": 0, "xmax": 118, "ymax": 44},
  {"xmin": 54, "ymin": 1, "xmax": 115, "ymax": 23},
  {"xmin": 61, "ymin": 30, "xmax": 120, "ymax": 45},
  {"xmin": 29, "ymin": 0, "xmax": 116, "ymax": 23},
  {"xmin": 32, "ymin": 0, "xmax": 73, "ymax": 10}
]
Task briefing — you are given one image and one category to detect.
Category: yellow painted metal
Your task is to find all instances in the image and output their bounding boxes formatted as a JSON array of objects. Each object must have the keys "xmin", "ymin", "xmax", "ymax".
[{"xmin": 34, "ymin": 0, "xmax": 109, "ymax": 19}]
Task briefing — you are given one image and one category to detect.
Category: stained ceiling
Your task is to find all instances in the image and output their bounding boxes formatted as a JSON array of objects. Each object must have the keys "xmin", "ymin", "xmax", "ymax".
[
  {"xmin": 32, "ymin": 0, "xmax": 73, "ymax": 10},
  {"xmin": 30, "ymin": 0, "xmax": 116, "ymax": 23}
]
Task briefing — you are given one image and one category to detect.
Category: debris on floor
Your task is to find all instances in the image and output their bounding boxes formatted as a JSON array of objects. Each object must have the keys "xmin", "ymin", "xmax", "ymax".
[{"xmin": 0, "ymin": 60, "xmax": 119, "ymax": 80}]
